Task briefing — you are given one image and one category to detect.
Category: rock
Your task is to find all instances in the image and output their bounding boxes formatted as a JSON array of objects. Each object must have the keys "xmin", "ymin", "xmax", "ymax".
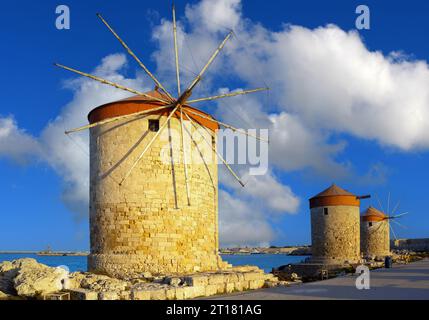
[
  {"xmin": 263, "ymin": 280, "xmax": 278, "ymax": 288},
  {"xmin": 67, "ymin": 272, "xmax": 87, "ymax": 290},
  {"xmin": 68, "ymin": 288, "xmax": 98, "ymax": 300},
  {"xmin": 131, "ymin": 290, "xmax": 151, "ymax": 300},
  {"xmin": 14, "ymin": 264, "xmax": 69, "ymax": 298},
  {"xmin": 98, "ymin": 291, "xmax": 119, "ymax": 300},
  {"xmin": 78, "ymin": 273, "xmax": 129, "ymax": 292},
  {"xmin": 0, "ymin": 260, "xmax": 21, "ymax": 294},
  {"xmin": 0, "ymin": 259, "xmax": 70, "ymax": 298}
]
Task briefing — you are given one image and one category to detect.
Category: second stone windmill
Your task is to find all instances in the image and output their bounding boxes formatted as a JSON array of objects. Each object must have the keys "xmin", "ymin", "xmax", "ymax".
[
  {"xmin": 361, "ymin": 195, "xmax": 409, "ymax": 260},
  {"xmin": 55, "ymin": 6, "xmax": 268, "ymax": 278}
]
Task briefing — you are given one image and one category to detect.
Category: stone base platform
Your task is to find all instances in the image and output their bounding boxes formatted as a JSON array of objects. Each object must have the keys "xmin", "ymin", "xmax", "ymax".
[{"xmin": 67, "ymin": 266, "xmax": 279, "ymax": 300}]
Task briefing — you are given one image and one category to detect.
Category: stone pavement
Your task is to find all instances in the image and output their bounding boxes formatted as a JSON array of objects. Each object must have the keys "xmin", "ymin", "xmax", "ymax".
[{"xmin": 208, "ymin": 259, "xmax": 429, "ymax": 300}]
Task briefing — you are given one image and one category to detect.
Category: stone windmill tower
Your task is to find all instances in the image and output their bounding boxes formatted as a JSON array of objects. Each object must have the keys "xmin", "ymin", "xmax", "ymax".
[
  {"xmin": 360, "ymin": 206, "xmax": 390, "ymax": 259},
  {"xmin": 309, "ymin": 184, "xmax": 370, "ymax": 265},
  {"xmin": 55, "ymin": 7, "xmax": 268, "ymax": 278},
  {"xmin": 361, "ymin": 198, "xmax": 408, "ymax": 260}
]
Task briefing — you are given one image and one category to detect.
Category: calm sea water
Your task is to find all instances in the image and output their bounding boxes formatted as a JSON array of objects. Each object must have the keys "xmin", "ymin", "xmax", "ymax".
[{"xmin": 0, "ymin": 253, "xmax": 308, "ymax": 273}]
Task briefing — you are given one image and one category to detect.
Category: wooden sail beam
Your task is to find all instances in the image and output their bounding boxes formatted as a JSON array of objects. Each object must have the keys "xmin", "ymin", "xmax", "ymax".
[
  {"xmin": 183, "ymin": 110, "xmax": 245, "ymax": 187},
  {"xmin": 96, "ymin": 13, "xmax": 174, "ymax": 101},
  {"xmin": 391, "ymin": 200, "xmax": 400, "ymax": 216},
  {"xmin": 54, "ymin": 63, "xmax": 169, "ymax": 104},
  {"xmin": 375, "ymin": 194, "xmax": 385, "ymax": 213},
  {"xmin": 390, "ymin": 224, "xmax": 398, "ymax": 240},
  {"xmin": 181, "ymin": 113, "xmax": 216, "ymax": 189},
  {"xmin": 391, "ymin": 219, "xmax": 408, "ymax": 229},
  {"xmin": 390, "ymin": 212, "xmax": 409, "ymax": 219},
  {"xmin": 119, "ymin": 104, "xmax": 181, "ymax": 185},
  {"xmin": 185, "ymin": 31, "xmax": 233, "ymax": 94},
  {"xmin": 187, "ymin": 87, "xmax": 269, "ymax": 104},
  {"xmin": 172, "ymin": 5, "xmax": 181, "ymax": 97},
  {"xmin": 184, "ymin": 108, "xmax": 269, "ymax": 143},
  {"xmin": 65, "ymin": 104, "xmax": 174, "ymax": 134},
  {"xmin": 387, "ymin": 192, "xmax": 391, "ymax": 215},
  {"xmin": 179, "ymin": 107, "xmax": 191, "ymax": 206}
]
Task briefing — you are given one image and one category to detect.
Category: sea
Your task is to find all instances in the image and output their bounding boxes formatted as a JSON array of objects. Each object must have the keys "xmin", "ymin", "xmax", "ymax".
[{"xmin": 0, "ymin": 253, "xmax": 309, "ymax": 273}]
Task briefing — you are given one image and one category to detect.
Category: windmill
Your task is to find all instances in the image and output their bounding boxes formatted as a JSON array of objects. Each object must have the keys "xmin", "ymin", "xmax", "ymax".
[
  {"xmin": 54, "ymin": 5, "xmax": 269, "ymax": 277},
  {"xmin": 361, "ymin": 193, "xmax": 409, "ymax": 259}
]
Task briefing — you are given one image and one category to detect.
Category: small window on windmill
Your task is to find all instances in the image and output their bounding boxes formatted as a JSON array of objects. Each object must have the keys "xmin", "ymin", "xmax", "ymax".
[
  {"xmin": 324, "ymin": 208, "xmax": 329, "ymax": 215},
  {"xmin": 212, "ymin": 135, "xmax": 216, "ymax": 148},
  {"xmin": 148, "ymin": 119, "xmax": 159, "ymax": 132},
  {"xmin": 369, "ymin": 222, "xmax": 373, "ymax": 227}
]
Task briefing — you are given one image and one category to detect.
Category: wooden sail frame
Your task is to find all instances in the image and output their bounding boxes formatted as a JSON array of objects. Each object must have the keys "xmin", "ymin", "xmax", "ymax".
[{"xmin": 55, "ymin": 4, "xmax": 269, "ymax": 194}]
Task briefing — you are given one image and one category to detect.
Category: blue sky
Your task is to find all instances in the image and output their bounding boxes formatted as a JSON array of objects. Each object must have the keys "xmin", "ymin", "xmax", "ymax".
[{"xmin": 1, "ymin": 0, "xmax": 429, "ymax": 250}]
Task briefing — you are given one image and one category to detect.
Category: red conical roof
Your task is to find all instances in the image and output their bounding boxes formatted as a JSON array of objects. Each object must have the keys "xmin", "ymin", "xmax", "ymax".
[
  {"xmin": 362, "ymin": 206, "xmax": 388, "ymax": 222},
  {"xmin": 87, "ymin": 89, "xmax": 219, "ymax": 131},
  {"xmin": 310, "ymin": 184, "xmax": 356, "ymax": 199},
  {"xmin": 309, "ymin": 184, "xmax": 360, "ymax": 208}
]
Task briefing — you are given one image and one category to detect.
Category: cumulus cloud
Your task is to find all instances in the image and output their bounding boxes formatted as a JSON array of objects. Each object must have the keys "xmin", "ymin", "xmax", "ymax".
[
  {"xmin": 263, "ymin": 25, "xmax": 429, "ymax": 151},
  {"xmin": 171, "ymin": 0, "xmax": 429, "ymax": 152},
  {"xmin": 0, "ymin": 53, "xmax": 149, "ymax": 218},
  {"xmin": 219, "ymin": 190, "xmax": 274, "ymax": 247},
  {"xmin": 218, "ymin": 165, "xmax": 299, "ymax": 246},
  {"xmin": 0, "ymin": 116, "xmax": 42, "ymax": 164},
  {"xmin": 185, "ymin": 0, "xmax": 242, "ymax": 32}
]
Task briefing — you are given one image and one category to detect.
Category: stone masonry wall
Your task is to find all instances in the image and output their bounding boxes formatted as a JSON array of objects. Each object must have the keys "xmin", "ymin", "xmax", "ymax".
[
  {"xmin": 392, "ymin": 238, "xmax": 429, "ymax": 252},
  {"xmin": 361, "ymin": 220, "xmax": 390, "ymax": 258},
  {"xmin": 310, "ymin": 205, "xmax": 360, "ymax": 264},
  {"xmin": 88, "ymin": 113, "xmax": 228, "ymax": 278}
]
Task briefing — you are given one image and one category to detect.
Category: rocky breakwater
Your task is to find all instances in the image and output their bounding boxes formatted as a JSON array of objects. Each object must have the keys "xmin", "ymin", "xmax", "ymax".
[
  {"xmin": 0, "ymin": 259, "xmax": 281, "ymax": 300},
  {"xmin": 0, "ymin": 258, "xmax": 69, "ymax": 299}
]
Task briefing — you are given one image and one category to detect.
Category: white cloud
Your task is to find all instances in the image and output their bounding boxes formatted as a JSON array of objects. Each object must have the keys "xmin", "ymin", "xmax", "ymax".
[
  {"xmin": 0, "ymin": 116, "xmax": 42, "ymax": 164},
  {"xmin": 219, "ymin": 190, "xmax": 274, "ymax": 247},
  {"xmin": 185, "ymin": 0, "xmax": 241, "ymax": 32},
  {"xmin": 177, "ymin": 0, "xmax": 429, "ymax": 152},
  {"xmin": 263, "ymin": 25, "xmax": 429, "ymax": 151},
  {"xmin": 220, "ymin": 166, "xmax": 300, "ymax": 214},
  {"xmin": 218, "ymin": 166, "xmax": 299, "ymax": 246},
  {"xmin": 0, "ymin": 54, "xmax": 150, "ymax": 218}
]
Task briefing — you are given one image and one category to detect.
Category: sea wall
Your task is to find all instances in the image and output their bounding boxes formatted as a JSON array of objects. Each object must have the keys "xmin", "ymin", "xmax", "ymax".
[{"xmin": 392, "ymin": 238, "xmax": 429, "ymax": 252}]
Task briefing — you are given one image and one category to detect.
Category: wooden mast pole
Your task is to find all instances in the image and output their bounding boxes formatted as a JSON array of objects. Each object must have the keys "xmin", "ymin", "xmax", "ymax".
[
  {"xmin": 96, "ymin": 13, "xmax": 174, "ymax": 101},
  {"xmin": 187, "ymin": 87, "xmax": 269, "ymax": 104},
  {"xmin": 172, "ymin": 4, "xmax": 181, "ymax": 97},
  {"xmin": 185, "ymin": 31, "xmax": 233, "ymax": 94},
  {"xmin": 183, "ymin": 108, "xmax": 269, "ymax": 143},
  {"xmin": 65, "ymin": 104, "xmax": 174, "ymax": 134},
  {"xmin": 180, "ymin": 108, "xmax": 191, "ymax": 205},
  {"xmin": 183, "ymin": 111, "xmax": 245, "ymax": 187},
  {"xmin": 54, "ymin": 63, "xmax": 169, "ymax": 104},
  {"xmin": 181, "ymin": 114, "xmax": 216, "ymax": 189}
]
